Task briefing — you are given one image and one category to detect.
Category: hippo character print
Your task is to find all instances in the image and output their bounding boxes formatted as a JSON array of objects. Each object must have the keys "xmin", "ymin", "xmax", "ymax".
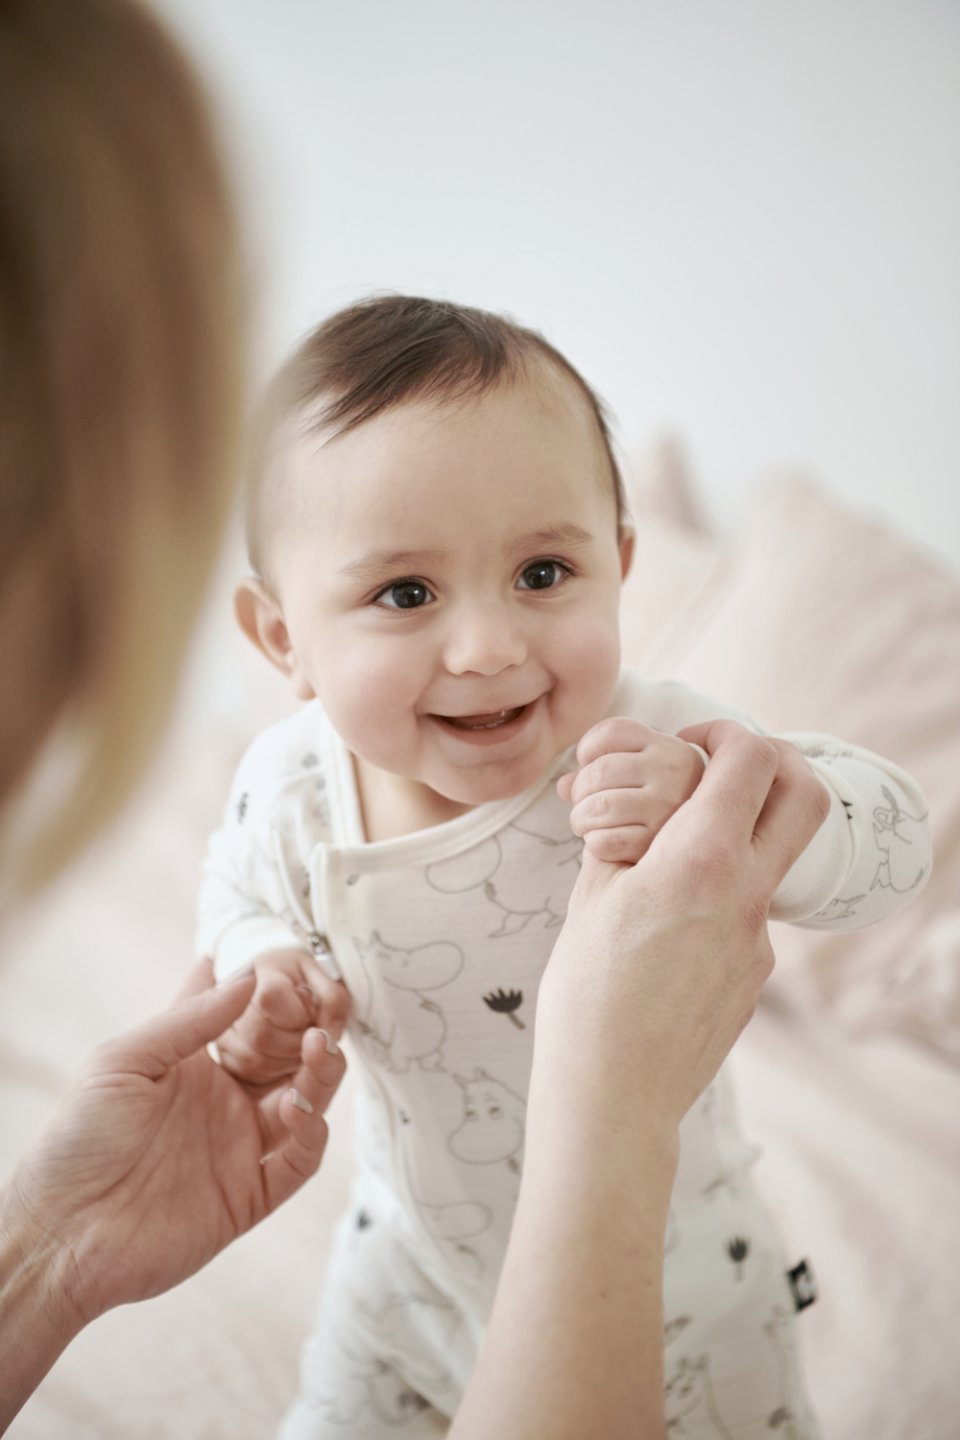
[
  {"xmin": 870, "ymin": 785, "xmax": 929, "ymax": 894},
  {"xmin": 353, "ymin": 931, "xmax": 464, "ymax": 1075},
  {"xmin": 447, "ymin": 1068, "xmax": 526, "ymax": 1176}
]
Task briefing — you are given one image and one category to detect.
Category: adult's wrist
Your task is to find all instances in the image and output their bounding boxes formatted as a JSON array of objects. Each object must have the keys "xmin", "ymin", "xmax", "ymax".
[{"xmin": 0, "ymin": 1177, "xmax": 87, "ymax": 1429}]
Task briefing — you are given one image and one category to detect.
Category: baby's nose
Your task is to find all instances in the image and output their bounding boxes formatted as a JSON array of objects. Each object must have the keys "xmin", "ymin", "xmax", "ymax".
[{"xmin": 443, "ymin": 607, "xmax": 527, "ymax": 676}]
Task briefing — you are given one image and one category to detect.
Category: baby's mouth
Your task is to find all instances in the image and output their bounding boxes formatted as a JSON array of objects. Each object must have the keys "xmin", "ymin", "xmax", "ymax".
[{"xmin": 436, "ymin": 706, "xmax": 526, "ymax": 732}]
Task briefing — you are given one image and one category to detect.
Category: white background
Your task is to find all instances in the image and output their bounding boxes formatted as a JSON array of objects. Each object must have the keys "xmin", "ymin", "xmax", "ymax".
[{"xmin": 153, "ymin": 0, "xmax": 959, "ymax": 561}]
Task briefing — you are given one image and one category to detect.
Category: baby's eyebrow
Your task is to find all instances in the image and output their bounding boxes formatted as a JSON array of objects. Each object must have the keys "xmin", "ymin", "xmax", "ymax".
[
  {"xmin": 338, "ymin": 548, "xmax": 444, "ymax": 581},
  {"xmin": 338, "ymin": 525, "xmax": 596, "ymax": 583},
  {"xmin": 511, "ymin": 524, "xmax": 595, "ymax": 552}
]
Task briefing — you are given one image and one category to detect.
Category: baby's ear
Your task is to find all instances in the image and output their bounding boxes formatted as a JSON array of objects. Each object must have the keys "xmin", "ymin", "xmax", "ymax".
[{"xmin": 234, "ymin": 578, "xmax": 315, "ymax": 700}]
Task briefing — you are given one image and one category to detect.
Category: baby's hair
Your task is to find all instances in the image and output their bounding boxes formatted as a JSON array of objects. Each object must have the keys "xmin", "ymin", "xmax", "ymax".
[{"xmin": 248, "ymin": 294, "xmax": 627, "ymax": 578}]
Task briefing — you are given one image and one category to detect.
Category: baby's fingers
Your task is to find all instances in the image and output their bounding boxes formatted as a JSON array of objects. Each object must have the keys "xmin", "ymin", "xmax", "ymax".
[
  {"xmin": 297, "ymin": 962, "xmax": 350, "ymax": 1043},
  {"xmin": 256, "ymin": 965, "xmax": 315, "ymax": 1030},
  {"xmin": 575, "ymin": 717, "xmax": 663, "ymax": 769},
  {"xmin": 583, "ymin": 825, "xmax": 654, "ymax": 864},
  {"xmin": 567, "ymin": 750, "xmax": 655, "ymax": 807},
  {"xmin": 568, "ymin": 784, "xmax": 661, "ymax": 839},
  {"xmin": 217, "ymin": 1027, "xmax": 301, "ymax": 1087},
  {"xmin": 221, "ymin": 969, "xmax": 313, "ymax": 1075}
]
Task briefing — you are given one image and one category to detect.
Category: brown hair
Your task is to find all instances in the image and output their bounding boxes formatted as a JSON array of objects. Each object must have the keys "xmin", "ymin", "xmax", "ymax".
[
  {"xmin": 0, "ymin": 0, "xmax": 245, "ymax": 896},
  {"xmin": 248, "ymin": 294, "xmax": 627, "ymax": 577}
]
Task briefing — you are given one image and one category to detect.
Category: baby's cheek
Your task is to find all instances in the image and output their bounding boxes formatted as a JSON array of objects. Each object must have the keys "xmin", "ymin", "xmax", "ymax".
[
  {"xmin": 322, "ymin": 654, "xmax": 421, "ymax": 768},
  {"xmin": 554, "ymin": 625, "xmax": 621, "ymax": 733}
]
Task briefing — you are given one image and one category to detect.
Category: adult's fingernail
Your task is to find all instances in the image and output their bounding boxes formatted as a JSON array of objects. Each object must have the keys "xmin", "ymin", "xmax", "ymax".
[
  {"xmin": 317, "ymin": 1028, "xmax": 340, "ymax": 1056},
  {"xmin": 313, "ymin": 952, "xmax": 343, "ymax": 981},
  {"xmin": 289, "ymin": 1088, "xmax": 314, "ymax": 1115}
]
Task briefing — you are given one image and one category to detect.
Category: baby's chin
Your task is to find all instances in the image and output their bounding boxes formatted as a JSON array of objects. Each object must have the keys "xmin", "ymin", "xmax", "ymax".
[{"xmin": 422, "ymin": 752, "xmax": 569, "ymax": 808}]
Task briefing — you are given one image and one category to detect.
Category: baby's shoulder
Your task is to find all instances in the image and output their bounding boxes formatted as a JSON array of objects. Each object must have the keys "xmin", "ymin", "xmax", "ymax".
[
  {"xmin": 228, "ymin": 703, "xmax": 330, "ymax": 834},
  {"xmin": 612, "ymin": 667, "xmax": 750, "ymax": 731},
  {"xmin": 235, "ymin": 703, "xmax": 325, "ymax": 781}
]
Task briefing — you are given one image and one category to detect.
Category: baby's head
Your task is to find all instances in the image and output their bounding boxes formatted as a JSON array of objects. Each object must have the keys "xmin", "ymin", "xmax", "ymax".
[{"xmin": 238, "ymin": 295, "xmax": 634, "ymax": 817}]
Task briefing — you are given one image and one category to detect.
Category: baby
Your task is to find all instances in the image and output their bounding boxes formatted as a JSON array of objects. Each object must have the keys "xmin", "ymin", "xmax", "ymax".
[{"xmin": 197, "ymin": 295, "xmax": 930, "ymax": 1439}]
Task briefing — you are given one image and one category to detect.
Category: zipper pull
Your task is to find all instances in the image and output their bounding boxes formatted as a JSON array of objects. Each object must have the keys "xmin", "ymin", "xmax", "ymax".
[{"xmin": 308, "ymin": 931, "xmax": 342, "ymax": 982}]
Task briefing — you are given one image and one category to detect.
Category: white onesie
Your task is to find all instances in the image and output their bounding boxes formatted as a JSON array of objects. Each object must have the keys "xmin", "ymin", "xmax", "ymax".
[{"xmin": 197, "ymin": 669, "xmax": 931, "ymax": 1438}]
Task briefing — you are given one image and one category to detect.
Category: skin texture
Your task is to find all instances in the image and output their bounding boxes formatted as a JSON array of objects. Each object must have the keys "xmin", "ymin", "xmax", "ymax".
[
  {"xmin": 558, "ymin": 715, "xmax": 706, "ymax": 862},
  {"xmin": 0, "ymin": 961, "xmax": 346, "ymax": 1429},
  {"xmin": 236, "ymin": 372, "xmax": 634, "ymax": 833},
  {"xmin": 216, "ymin": 948, "xmax": 349, "ymax": 1088}
]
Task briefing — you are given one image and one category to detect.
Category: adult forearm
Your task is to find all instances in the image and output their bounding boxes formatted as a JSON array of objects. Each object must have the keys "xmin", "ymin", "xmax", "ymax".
[
  {"xmin": 0, "ymin": 1183, "xmax": 83, "ymax": 1432},
  {"xmin": 451, "ymin": 1101, "xmax": 679, "ymax": 1440}
]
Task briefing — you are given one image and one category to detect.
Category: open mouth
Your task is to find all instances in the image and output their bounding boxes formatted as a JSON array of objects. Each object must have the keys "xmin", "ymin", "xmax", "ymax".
[{"xmin": 437, "ymin": 705, "xmax": 526, "ymax": 732}]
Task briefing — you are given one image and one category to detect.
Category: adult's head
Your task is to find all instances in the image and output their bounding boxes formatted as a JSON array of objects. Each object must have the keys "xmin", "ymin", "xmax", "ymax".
[{"xmin": 0, "ymin": 0, "xmax": 245, "ymax": 894}]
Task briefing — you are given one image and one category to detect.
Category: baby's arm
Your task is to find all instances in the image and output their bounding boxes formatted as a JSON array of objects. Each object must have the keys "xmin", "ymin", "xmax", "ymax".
[
  {"xmin": 557, "ymin": 717, "xmax": 706, "ymax": 863},
  {"xmin": 216, "ymin": 948, "xmax": 348, "ymax": 1088},
  {"xmin": 196, "ymin": 720, "xmax": 348, "ymax": 1086},
  {"xmin": 735, "ymin": 729, "xmax": 932, "ymax": 929},
  {"xmin": 563, "ymin": 706, "xmax": 931, "ymax": 930}
]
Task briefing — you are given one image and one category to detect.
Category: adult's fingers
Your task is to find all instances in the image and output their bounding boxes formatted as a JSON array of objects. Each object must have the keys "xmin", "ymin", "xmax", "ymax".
[
  {"xmin": 258, "ymin": 1027, "xmax": 346, "ymax": 1203},
  {"xmin": 677, "ymin": 720, "xmax": 781, "ymax": 843},
  {"xmin": 101, "ymin": 971, "xmax": 257, "ymax": 1081},
  {"xmin": 751, "ymin": 739, "xmax": 830, "ymax": 886},
  {"xmin": 260, "ymin": 1102, "xmax": 330, "ymax": 1212},
  {"xmin": 172, "ymin": 955, "xmax": 216, "ymax": 1004},
  {"xmin": 278, "ymin": 1027, "xmax": 345, "ymax": 1126}
]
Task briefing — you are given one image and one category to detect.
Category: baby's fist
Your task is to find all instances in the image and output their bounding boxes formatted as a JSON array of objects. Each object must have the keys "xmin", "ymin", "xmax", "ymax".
[
  {"xmin": 217, "ymin": 949, "xmax": 349, "ymax": 1089},
  {"xmin": 559, "ymin": 716, "xmax": 705, "ymax": 864}
]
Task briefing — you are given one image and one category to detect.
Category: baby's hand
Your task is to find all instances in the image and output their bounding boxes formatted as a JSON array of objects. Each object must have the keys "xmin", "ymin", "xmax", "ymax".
[
  {"xmin": 216, "ymin": 949, "xmax": 349, "ymax": 1089},
  {"xmin": 557, "ymin": 717, "xmax": 706, "ymax": 864}
]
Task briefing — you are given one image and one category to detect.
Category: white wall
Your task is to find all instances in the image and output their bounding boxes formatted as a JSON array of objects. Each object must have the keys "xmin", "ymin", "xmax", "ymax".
[{"xmin": 154, "ymin": 0, "xmax": 959, "ymax": 573}]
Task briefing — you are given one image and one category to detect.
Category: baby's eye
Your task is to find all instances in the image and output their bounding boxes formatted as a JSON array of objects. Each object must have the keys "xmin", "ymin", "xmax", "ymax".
[
  {"xmin": 374, "ymin": 579, "xmax": 435, "ymax": 610},
  {"xmin": 516, "ymin": 559, "xmax": 572, "ymax": 592}
]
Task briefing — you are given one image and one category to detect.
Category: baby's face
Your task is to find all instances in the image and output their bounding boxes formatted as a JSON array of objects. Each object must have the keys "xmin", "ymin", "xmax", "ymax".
[{"xmin": 266, "ymin": 374, "xmax": 631, "ymax": 811}]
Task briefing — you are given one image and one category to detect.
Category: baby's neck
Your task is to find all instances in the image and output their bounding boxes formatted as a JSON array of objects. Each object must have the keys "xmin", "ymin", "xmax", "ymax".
[{"xmin": 352, "ymin": 756, "xmax": 473, "ymax": 843}]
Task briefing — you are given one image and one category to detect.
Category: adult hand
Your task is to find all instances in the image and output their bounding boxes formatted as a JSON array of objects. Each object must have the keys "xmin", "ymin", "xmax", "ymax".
[
  {"xmin": 452, "ymin": 721, "xmax": 829, "ymax": 1440},
  {"xmin": 2, "ymin": 960, "xmax": 345, "ymax": 1330},
  {"xmin": 536, "ymin": 719, "xmax": 830, "ymax": 1127}
]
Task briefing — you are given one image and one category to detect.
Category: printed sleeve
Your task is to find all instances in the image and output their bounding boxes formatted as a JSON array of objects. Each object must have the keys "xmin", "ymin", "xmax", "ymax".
[
  {"xmin": 615, "ymin": 674, "xmax": 932, "ymax": 931},
  {"xmin": 769, "ymin": 734, "xmax": 931, "ymax": 928},
  {"xmin": 194, "ymin": 730, "xmax": 320, "ymax": 980}
]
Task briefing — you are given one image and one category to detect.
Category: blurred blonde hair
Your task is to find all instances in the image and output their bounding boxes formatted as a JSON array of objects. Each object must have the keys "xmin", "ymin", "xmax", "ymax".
[{"xmin": 0, "ymin": 0, "xmax": 245, "ymax": 895}]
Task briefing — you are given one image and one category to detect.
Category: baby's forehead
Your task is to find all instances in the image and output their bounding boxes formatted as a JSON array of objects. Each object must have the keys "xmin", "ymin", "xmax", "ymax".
[
  {"xmin": 256, "ymin": 367, "xmax": 613, "ymax": 571},
  {"xmin": 287, "ymin": 366, "xmax": 603, "ymax": 478}
]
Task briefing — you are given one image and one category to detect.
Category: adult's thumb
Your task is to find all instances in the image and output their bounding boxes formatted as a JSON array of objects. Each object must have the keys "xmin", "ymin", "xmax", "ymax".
[{"xmin": 101, "ymin": 970, "xmax": 257, "ymax": 1081}]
